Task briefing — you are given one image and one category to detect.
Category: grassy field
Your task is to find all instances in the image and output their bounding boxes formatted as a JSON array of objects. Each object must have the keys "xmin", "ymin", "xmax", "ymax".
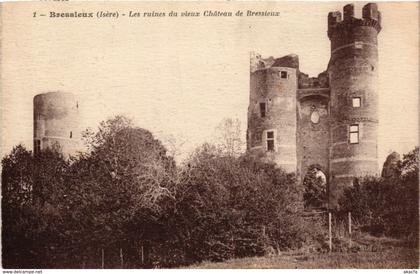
[
  {"xmin": 189, "ymin": 248, "xmax": 418, "ymax": 269},
  {"xmin": 188, "ymin": 236, "xmax": 419, "ymax": 269}
]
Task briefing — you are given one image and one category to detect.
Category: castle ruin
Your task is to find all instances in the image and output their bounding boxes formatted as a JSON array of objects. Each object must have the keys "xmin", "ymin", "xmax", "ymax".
[
  {"xmin": 247, "ymin": 3, "xmax": 381, "ymax": 208},
  {"xmin": 33, "ymin": 91, "xmax": 81, "ymax": 157}
]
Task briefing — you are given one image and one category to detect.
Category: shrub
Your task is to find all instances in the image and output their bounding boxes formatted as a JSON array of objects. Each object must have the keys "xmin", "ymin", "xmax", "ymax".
[
  {"xmin": 338, "ymin": 147, "xmax": 419, "ymax": 243},
  {"xmin": 171, "ymin": 144, "xmax": 308, "ymax": 264}
]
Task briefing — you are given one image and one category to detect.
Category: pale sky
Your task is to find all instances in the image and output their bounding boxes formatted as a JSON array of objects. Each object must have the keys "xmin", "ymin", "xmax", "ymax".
[{"xmin": 1, "ymin": 1, "xmax": 418, "ymax": 166}]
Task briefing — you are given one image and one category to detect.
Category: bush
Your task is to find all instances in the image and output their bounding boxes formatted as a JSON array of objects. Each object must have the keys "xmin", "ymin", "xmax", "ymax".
[
  {"xmin": 2, "ymin": 117, "xmax": 329, "ymax": 268},
  {"xmin": 338, "ymin": 147, "xmax": 419, "ymax": 243},
  {"xmin": 170, "ymin": 144, "xmax": 309, "ymax": 264}
]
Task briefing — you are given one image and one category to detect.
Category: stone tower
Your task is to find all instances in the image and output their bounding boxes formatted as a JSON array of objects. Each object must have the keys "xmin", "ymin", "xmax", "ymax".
[
  {"xmin": 33, "ymin": 92, "xmax": 81, "ymax": 157},
  {"xmin": 248, "ymin": 55, "xmax": 298, "ymax": 173},
  {"xmin": 247, "ymin": 3, "xmax": 381, "ymax": 209},
  {"xmin": 327, "ymin": 3, "xmax": 381, "ymax": 207}
]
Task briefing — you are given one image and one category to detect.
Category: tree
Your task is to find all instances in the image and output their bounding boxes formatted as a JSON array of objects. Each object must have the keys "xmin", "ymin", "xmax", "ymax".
[
  {"xmin": 2, "ymin": 116, "xmax": 179, "ymax": 268},
  {"xmin": 66, "ymin": 115, "xmax": 177, "ymax": 267},
  {"xmin": 171, "ymin": 144, "xmax": 307, "ymax": 264},
  {"xmin": 2, "ymin": 145, "xmax": 34, "ymax": 207},
  {"xmin": 2, "ymin": 145, "xmax": 70, "ymax": 268},
  {"xmin": 214, "ymin": 118, "xmax": 245, "ymax": 158},
  {"xmin": 339, "ymin": 147, "xmax": 419, "ymax": 242}
]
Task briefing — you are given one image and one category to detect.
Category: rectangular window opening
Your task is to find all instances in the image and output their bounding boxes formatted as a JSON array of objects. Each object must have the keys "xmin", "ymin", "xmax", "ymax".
[
  {"xmin": 349, "ymin": 124, "xmax": 359, "ymax": 144},
  {"xmin": 259, "ymin": 102, "xmax": 266, "ymax": 118},
  {"xmin": 266, "ymin": 131, "xmax": 275, "ymax": 151},
  {"xmin": 352, "ymin": 97, "xmax": 361, "ymax": 108},
  {"xmin": 280, "ymin": 71, "xmax": 288, "ymax": 79}
]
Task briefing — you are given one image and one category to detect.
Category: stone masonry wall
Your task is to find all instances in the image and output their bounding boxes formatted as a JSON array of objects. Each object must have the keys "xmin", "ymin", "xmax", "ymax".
[
  {"xmin": 33, "ymin": 92, "xmax": 81, "ymax": 157},
  {"xmin": 247, "ymin": 3, "xmax": 381, "ymax": 209},
  {"xmin": 248, "ymin": 65, "xmax": 297, "ymax": 173}
]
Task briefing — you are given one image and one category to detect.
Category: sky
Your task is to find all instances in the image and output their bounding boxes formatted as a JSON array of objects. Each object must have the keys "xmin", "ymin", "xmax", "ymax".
[{"xmin": 1, "ymin": 1, "xmax": 418, "ymax": 166}]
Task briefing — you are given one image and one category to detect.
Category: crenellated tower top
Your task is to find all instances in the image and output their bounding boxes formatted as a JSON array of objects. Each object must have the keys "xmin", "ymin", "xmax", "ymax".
[{"xmin": 328, "ymin": 3, "xmax": 381, "ymax": 39}]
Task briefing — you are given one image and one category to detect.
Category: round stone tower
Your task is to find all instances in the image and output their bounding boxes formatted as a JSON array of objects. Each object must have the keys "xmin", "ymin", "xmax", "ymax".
[
  {"xmin": 33, "ymin": 92, "xmax": 81, "ymax": 157},
  {"xmin": 247, "ymin": 54, "xmax": 298, "ymax": 173},
  {"xmin": 327, "ymin": 3, "xmax": 381, "ymax": 208}
]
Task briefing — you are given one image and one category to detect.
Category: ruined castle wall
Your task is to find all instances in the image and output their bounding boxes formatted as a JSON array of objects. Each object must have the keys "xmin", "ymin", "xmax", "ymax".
[
  {"xmin": 247, "ymin": 3, "xmax": 382, "ymax": 210},
  {"xmin": 297, "ymin": 92, "xmax": 330, "ymax": 184},
  {"xmin": 328, "ymin": 3, "xmax": 381, "ymax": 208},
  {"xmin": 33, "ymin": 92, "xmax": 81, "ymax": 157},
  {"xmin": 248, "ymin": 66, "xmax": 297, "ymax": 173}
]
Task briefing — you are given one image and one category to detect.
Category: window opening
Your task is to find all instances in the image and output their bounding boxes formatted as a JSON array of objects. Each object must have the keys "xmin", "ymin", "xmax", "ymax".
[
  {"xmin": 352, "ymin": 97, "xmax": 361, "ymax": 108},
  {"xmin": 280, "ymin": 71, "xmax": 288, "ymax": 79},
  {"xmin": 266, "ymin": 131, "xmax": 275, "ymax": 151},
  {"xmin": 260, "ymin": 102, "xmax": 266, "ymax": 118},
  {"xmin": 349, "ymin": 124, "xmax": 359, "ymax": 144}
]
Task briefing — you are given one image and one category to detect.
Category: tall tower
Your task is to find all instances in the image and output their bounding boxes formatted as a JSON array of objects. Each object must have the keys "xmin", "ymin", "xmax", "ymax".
[
  {"xmin": 247, "ymin": 55, "xmax": 298, "ymax": 173},
  {"xmin": 327, "ymin": 3, "xmax": 381, "ymax": 207},
  {"xmin": 33, "ymin": 92, "xmax": 81, "ymax": 157}
]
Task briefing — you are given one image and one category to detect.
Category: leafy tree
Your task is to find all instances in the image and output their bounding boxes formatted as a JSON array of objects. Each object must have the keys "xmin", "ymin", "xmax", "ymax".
[
  {"xmin": 2, "ymin": 145, "xmax": 34, "ymax": 207},
  {"xmin": 65, "ymin": 116, "xmax": 177, "ymax": 267},
  {"xmin": 339, "ymin": 147, "xmax": 419, "ymax": 242},
  {"xmin": 2, "ymin": 145, "xmax": 35, "ymax": 268},
  {"xmin": 171, "ymin": 144, "xmax": 306, "ymax": 264},
  {"xmin": 2, "ymin": 116, "xmax": 178, "ymax": 268},
  {"xmin": 2, "ymin": 145, "xmax": 70, "ymax": 268}
]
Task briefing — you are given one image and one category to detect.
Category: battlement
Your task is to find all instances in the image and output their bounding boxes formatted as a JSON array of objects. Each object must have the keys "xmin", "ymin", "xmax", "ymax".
[{"xmin": 328, "ymin": 3, "xmax": 381, "ymax": 39}]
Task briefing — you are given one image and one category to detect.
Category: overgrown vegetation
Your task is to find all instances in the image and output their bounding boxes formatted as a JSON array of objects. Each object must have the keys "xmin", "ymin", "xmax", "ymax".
[
  {"xmin": 338, "ymin": 147, "xmax": 419, "ymax": 243},
  {"xmin": 303, "ymin": 166, "xmax": 327, "ymax": 209},
  {"xmin": 2, "ymin": 116, "xmax": 418, "ymax": 268},
  {"xmin": 2, "ymin": 116, "xmax": 320, "ymax": 268}
]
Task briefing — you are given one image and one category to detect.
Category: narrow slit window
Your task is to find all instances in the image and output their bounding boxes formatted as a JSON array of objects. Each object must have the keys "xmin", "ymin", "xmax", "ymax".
[
  {"xmin": 280, "ymin": 71, "xmax": 288, "ymax": 79},
  {"xmin": 70, "ymin": 131, "xmax": 73, "ymax": 138},
  {"xmin": 266, "ymin": 131, "xmax": 275, "ymax": 151},
  {"xmin": 352, "ymin": 97, "xmax": 361, "ymax": 108},
  {"xmin": 260, "ymin": 102, "xmax": 266, "ymax": 118},
  {"xmin": 349, "ymin": 124, "xmax": 359, "ymax": 144}
]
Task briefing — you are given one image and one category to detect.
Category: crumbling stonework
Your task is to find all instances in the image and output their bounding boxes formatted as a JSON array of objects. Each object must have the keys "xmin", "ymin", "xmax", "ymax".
[
  {"xmin": 33, "ymin": 92, "xmax": 81, "ymax": 157},
  {"xmin": 247, "ymin": 3, "xmax": 381, "ymax": 208},
  {"xmin": 381, "ymin": 152, "xmax": 401, "ymax": 179}
]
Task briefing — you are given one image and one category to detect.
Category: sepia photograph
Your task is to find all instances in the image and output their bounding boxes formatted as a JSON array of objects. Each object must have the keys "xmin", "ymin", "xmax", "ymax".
[{"xmin": 0, "ymin": 1, "xmax": 418, "ymax": 270}]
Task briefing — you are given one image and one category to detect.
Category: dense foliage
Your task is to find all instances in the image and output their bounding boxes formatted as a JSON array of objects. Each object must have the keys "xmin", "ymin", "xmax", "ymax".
[
  {"xmin": 338, "ymin": 147, "xmax": 419, "ymax": 242},
  {"xmin": 303, "ymin": 166, "xmax": 327, "ymax": 209},
  {"xmin": 169, "ymin": 144, "xmax": 306, "ymax": 265},
  {"xmin": 2, "ymin": 116, "xmax": 314, "ymax": 268}
]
